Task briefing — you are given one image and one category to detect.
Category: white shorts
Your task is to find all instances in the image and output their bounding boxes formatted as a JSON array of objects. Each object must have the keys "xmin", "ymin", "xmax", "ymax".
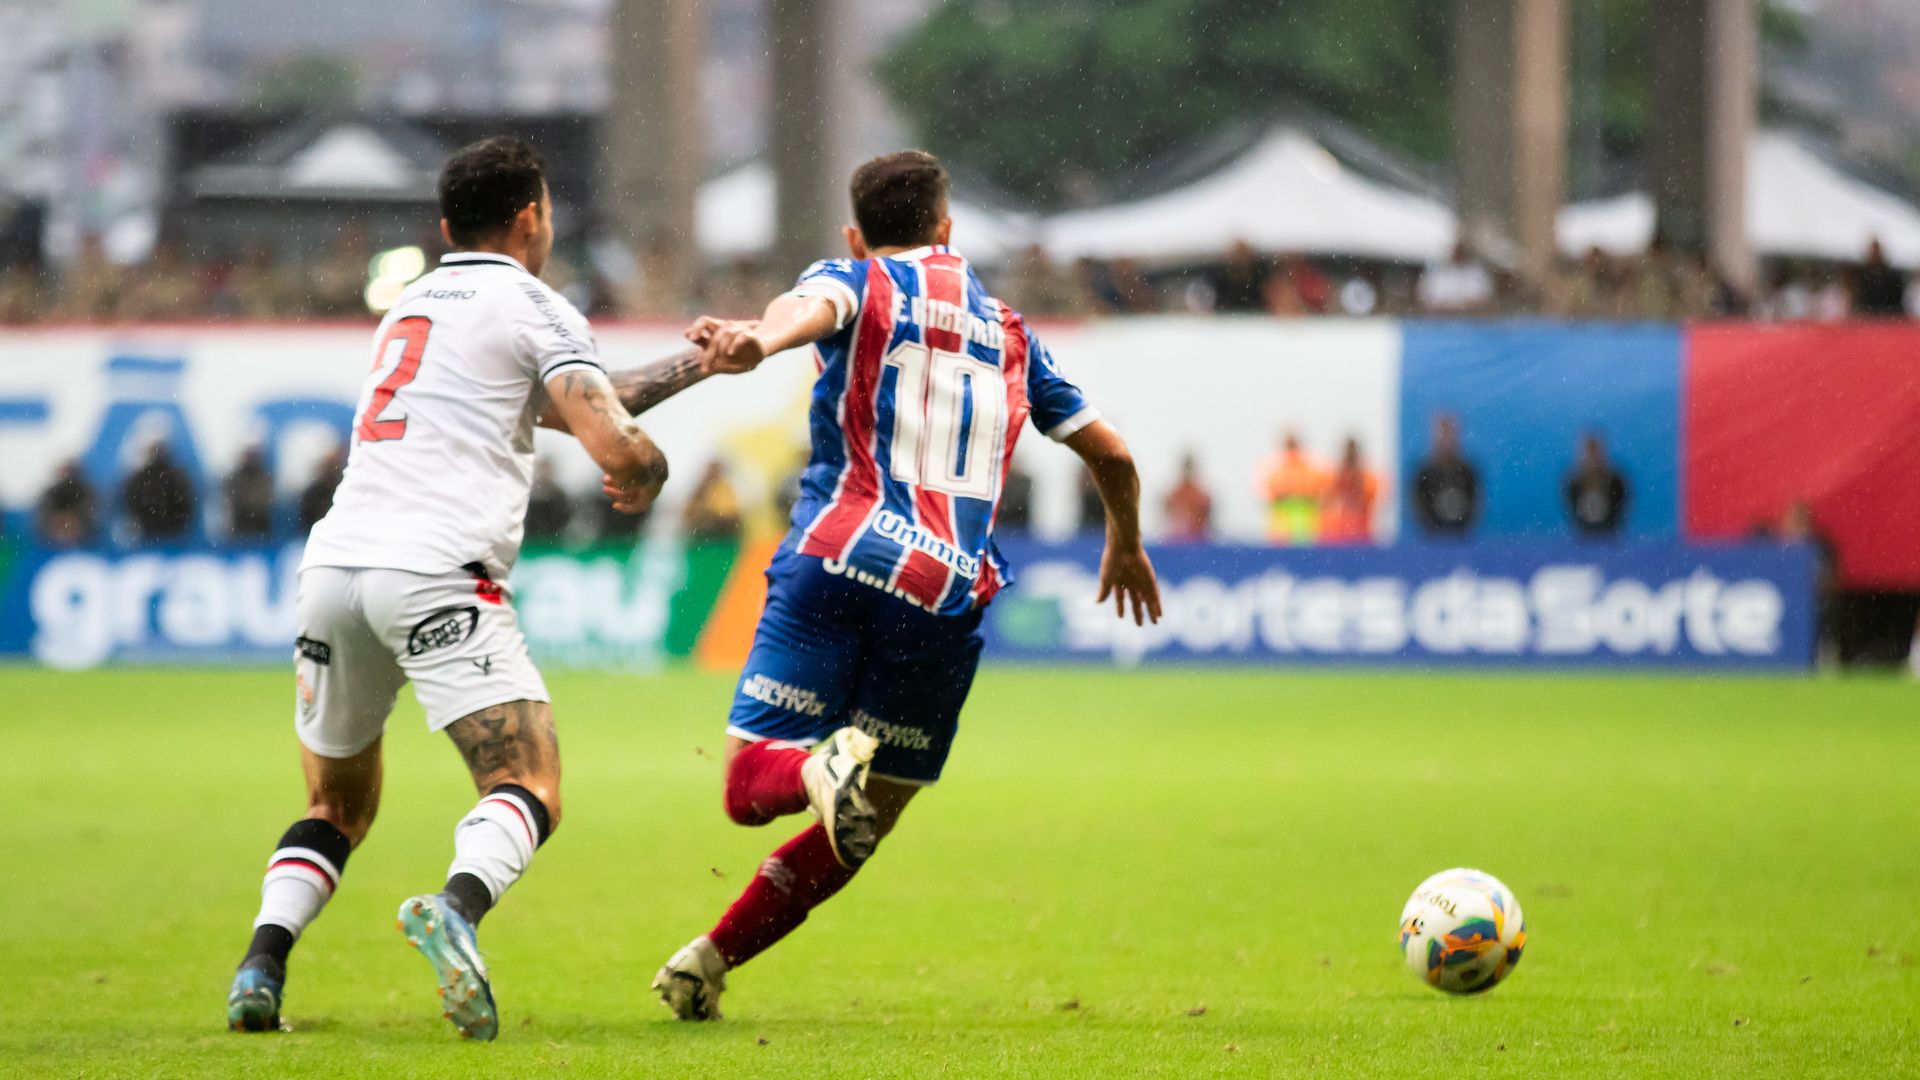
[{"xmin": 294, "ymin": 565, "xmax": 549, "ymax": 759}]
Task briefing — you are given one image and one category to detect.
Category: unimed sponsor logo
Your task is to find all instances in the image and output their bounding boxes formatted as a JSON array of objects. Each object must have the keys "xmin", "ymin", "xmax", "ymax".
[{"xmin": 1014, "ymin": 561, "xmax": 1789, "ymax": 665}]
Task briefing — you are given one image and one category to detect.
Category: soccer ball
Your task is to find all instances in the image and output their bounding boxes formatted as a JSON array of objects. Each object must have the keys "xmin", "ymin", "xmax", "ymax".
[{"xmin": 1398, "ymin": 868, "xmax": 1527, "ymax": 994}]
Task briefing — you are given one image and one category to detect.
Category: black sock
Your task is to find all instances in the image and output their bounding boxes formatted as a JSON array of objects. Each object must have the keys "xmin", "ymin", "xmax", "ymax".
[
  {"xmin": 443, "ymin": 872, "xmax": 495, "ymax": 927},
  {"xmin": 241, "ymin": 925, "xmax": 293, "ymax": 980}
]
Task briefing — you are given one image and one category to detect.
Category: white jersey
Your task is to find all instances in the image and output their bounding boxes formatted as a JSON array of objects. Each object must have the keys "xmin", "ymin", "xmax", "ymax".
[{"xmin": 302, "ymin": 251, "xmax": 603, "ymax": 577}]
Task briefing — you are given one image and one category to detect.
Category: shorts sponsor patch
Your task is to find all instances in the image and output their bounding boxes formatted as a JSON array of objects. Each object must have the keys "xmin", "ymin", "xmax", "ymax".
[
  {"xmin": 740, "ymin": 673, "xmax": 828, "ymax": 717},
  {"xmin": 296, "ymin": 636, "xmax": 332, "ymax": 665},
  {"xmin": 408, "ymin": 607, "xmax": 480, "ymax": 656},
  {"xmin": 851, "ymin": 709, "xmax": 935, "ymax": 750}
]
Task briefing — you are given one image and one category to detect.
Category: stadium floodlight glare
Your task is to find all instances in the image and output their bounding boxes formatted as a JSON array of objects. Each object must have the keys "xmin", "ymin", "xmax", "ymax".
[
  {"xmin": 363, "ymin": 273, "xmax": 410, "ymax": 314},
  {"xmin": 364, "ymin": 246, "xmax": 428, "ymax": 314}
]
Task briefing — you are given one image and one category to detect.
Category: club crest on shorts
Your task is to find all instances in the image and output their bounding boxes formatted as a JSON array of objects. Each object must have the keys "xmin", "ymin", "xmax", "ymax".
[{"xmin": 408, "ymin": 607, "xmax": 480, "ymax": 656}]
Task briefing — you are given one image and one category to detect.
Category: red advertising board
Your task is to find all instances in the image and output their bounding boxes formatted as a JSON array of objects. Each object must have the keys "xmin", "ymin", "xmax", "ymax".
[{"xmin": 1685, "ymin": 324, "xmax": 1920, "ymax": 589}]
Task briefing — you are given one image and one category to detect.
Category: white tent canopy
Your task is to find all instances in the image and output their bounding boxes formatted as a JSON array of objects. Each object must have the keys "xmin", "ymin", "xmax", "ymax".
[
  {"xmin": 1558, "ymin": 131, "xmax": 1920, "ymax": 267},
  {"xmin": 1042, "ymin": 128, "xmax": 1457, "ymax": 264},
  {"xmin": 696, "ymin": 162, "xmax": 1032, "ymax": 263}
]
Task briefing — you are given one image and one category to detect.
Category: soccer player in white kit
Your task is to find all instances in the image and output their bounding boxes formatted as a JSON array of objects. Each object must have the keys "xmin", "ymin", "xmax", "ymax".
[{"xmin": 226, "ymin": 137, "xmax": 671, "ymax": 1040}]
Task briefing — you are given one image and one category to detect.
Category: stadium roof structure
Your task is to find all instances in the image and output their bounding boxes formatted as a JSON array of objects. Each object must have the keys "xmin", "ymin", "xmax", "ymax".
[
  {"xmin": 696, "ymin": 162, "xmax": 1035, "ymax": 264},
  {"xmin": 1557, "ymin": 131, "xmax": 1920, "ymax": 267},
  {"xmin": 184, "ymin": 120, "xmax": 448, "ymax": 202},
  {"xmin": 1040, "ymin": 127, "xmax": 1458, "ymax": 265}
]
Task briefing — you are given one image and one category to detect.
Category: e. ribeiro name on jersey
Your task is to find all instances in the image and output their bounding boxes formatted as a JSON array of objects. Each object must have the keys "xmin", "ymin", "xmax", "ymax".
[
  {"xmin": 785, "ymin": 245, "xmax": 1099, "ymax": 616},
  {"xmin": 302, "ymin": 253, "xmax": 605, "ymax": 579}
]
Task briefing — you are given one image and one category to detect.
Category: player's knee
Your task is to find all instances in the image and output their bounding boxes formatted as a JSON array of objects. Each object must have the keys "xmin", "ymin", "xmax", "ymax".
[
  {"xmin": 723, "ymin": 755, "xmax": 776, "ymax": 826},
  {"xmin": 514, "ymin": 780, "xmax": 561, "ymax": 837}
]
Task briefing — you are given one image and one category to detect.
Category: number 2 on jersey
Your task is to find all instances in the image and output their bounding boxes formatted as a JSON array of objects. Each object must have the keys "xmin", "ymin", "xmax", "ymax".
[
  {"xmin": 884, "ymin": 342, "xmax": 1008, "ymax": 500},
  {"xmin": 356, "ymin": 316, "xmax": 432, "ymax": 442}
]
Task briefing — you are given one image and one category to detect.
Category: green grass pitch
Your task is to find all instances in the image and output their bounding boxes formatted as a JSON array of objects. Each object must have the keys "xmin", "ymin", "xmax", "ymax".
[{"xmin": 0, "ymin": 667, "xmax": 1913, "ymax": 1078}]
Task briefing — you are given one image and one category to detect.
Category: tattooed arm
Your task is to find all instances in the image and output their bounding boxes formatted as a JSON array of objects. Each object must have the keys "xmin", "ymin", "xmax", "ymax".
[
  {"xmin": 543, "ymin": 366, "xmax": 668, "ymax": 513},
  {"xmin": 537, "ymin": 347, "xmax": 717, "ymax": 434}
]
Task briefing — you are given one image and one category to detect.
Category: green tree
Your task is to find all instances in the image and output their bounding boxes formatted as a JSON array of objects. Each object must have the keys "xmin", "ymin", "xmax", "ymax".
[
  {"xmin": 881, "ymin": 0, "xmax": 1803, "ymax": 208},
  {"xmin": 246, "ymin": 52, "xmax": 362, "ymax": 113}
]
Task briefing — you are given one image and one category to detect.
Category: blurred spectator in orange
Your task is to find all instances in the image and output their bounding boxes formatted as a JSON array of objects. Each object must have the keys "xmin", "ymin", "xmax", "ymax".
[
  {"xmin": 1211, "ymin": 240, "xmax": 1268, "ymax": 314},
  {"xmin": 1565, "ymin": 432, "xmax": 1628, "ymax": 539},
  {"xmin": 298, "ymin": 447, "xmax": 347, "ymax": 532},
  {"xmin": 1419, "ymin": 240, "xmax": 1494, "ymax": 315},
  {"xmin": 524, "ymin": 458, "xmax": 574, "ymax": 543},
  {"xmin": 1162, "ymin": 452, "xmax": 1213, "ymax": 542},
  {"xmin": 37, "ymin": 460, "xmax": 98, "ymax": 547},
  {"xmin": 223, "ymin": 446, "xmax": 276, "ymax": 541},
  {"xmin": 1412, "ymin": 414, "xmax": 1479, "ymax": 539},
  {"xmin": 123, "ymin": 441, "xmax": 196, "ymax": 542},
  {"xmin": 1257, "ymin": 432, "xmax": 1327, "ymax": 545},
  {"xmin": 684, "ymin": 459, "xmax": 744, "ymax": 542},
  {"xmin": 1320, "ymin": 437, "xmax": 1380, "ymax": 544},
  {"xmin": 1853, "ymin": 239, "xmax": 1908, "ymax": 317},
  {"xmin": 116, "ymin": 240, "xmax": 205, "ymax": 321}
]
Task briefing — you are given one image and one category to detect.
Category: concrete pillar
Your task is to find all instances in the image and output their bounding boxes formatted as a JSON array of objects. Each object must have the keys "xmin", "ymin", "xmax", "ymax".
[
  {"xmin": 1451, "ymin": 0, "xmax": 1568, "ymax": 287},
  {"xmin": 605, "ymin": 0, "xmax": 705, "ymax": 314},
  {"xmin": 1650, "ymin": 0, "xmax": 1756, "ymax": 291},
  {"xmin": 769, "ymin": 0, "xmax": 848, "ymax": 275}
]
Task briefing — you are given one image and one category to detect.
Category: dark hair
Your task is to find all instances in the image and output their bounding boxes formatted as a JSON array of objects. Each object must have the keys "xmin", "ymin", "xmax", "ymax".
[
  {"xmin": 438, "ymin": 136, "xmax": 546, "ymax": 246},
  {"xmin": 849, "ymin": 150, "xmax": 949, "ymax": 249}
]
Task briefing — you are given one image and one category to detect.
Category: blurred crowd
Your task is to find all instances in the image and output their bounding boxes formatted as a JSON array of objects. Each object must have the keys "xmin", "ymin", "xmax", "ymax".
[
  {"xmin": 1140, "ymin": 419, "xmax": 1638, "ymax": 549},
  {"xmin": 996, "ymin": 237, "xmax": 1920, "ymax": 320},
  {"xmin": 5, "ymin": 232, "xmax": 1919, "ymax": 324},
  {"xmin": 21, "ymin": 411, "xmax": 1836, "ymax": 557},
  {"xmin": 26, "ymin": 438, "xmax": 743, "ymax": 553}
]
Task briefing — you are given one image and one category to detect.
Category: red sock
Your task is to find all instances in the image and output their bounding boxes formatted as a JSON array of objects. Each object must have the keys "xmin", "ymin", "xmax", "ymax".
[
  {"xmin": 724, "ymin": 741, "xmax": 811, "ymax": 825},
  {"xmin": 708, "ymin": 824, "xmax": 855, "ymax": 968}
]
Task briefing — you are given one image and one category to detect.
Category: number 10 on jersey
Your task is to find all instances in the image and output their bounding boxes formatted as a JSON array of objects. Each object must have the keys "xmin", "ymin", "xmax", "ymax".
[{"xmin": 884, "ymin": 342, "xmax": 1008, "ymax": 501}]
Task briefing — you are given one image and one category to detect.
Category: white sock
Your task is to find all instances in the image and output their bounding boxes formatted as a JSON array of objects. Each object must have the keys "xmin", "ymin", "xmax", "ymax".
[
  {"xmin": 254, "ymin": 822, "xmax": 348, "ymax": 938},
  {"xmin": 446, "ymin": 788, "xmax": 544, "ymax": 905}
]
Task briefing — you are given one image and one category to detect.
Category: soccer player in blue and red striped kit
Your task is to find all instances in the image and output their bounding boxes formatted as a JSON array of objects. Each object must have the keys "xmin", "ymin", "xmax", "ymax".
[{"xmin": 634, "ymin": 150, "xmax": 1162, "ymax": 1019}]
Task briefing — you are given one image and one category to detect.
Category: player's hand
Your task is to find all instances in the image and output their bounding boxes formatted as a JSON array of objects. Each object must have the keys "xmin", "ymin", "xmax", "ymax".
[
  {"xmin": 1098, "ymin": 541, "xmax": 1162, "ymax": 626},
  {"xmin": 685, "ymin": 316, "xmax": 767, "ymax": 374},
  {"xmin": 602, "ymin": 471, "xmax": 664, "ymax": 515}
]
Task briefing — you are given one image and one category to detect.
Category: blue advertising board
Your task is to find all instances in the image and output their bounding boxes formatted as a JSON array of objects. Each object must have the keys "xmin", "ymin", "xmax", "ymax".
[
  {"xmin": 984, "ymin": 539, "xmax": 1815, "ymax": 669},
  {"xmin": 1398, "ymin": 323, "xmax": 1683, "ymax": 541}
]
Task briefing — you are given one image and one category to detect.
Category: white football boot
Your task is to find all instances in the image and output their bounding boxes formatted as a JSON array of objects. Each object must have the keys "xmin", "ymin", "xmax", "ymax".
[
  {"xmin": 652, "ymin": 936, "xmax": 728, "ymax": 1021},
  {"xmin": 800, "ymin": 727, "xmax": 881, "ymax": 869}
]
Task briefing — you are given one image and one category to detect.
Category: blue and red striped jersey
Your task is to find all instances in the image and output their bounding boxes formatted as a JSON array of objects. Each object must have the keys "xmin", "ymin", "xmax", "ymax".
[{"xmin": 785, "ymin": 245, "xmax": 1099, "ymax": 615}]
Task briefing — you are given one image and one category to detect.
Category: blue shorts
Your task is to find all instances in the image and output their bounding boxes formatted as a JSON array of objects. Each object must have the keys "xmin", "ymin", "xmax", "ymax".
[{"xmin": 726, "ymin": 549, "xmax": 984, "ymax": 785}]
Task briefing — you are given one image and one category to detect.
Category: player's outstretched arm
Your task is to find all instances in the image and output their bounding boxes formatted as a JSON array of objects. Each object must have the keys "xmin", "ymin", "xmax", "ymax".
[
  {"xmin": 685, "ymin": 293, "xmax": 841, "ymax": 373},
  {"xmin": 537, "ymin": 347, "xmax": 722, "ymax": 433},
  {"xmin": 1065, "ymin": 419, "xmax": 1163, "ymax": 626},
  {"xmin": 545, "ymin": 366, "xmax": 669, "ymax": 514}
]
